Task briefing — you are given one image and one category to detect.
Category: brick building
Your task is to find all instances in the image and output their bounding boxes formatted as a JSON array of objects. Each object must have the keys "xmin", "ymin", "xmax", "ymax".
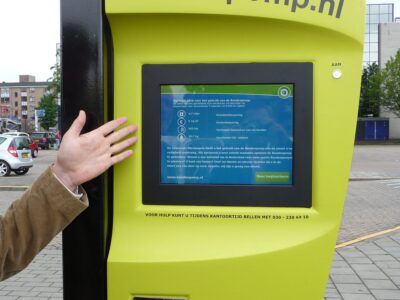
[{"xmin": 0, "ymin": 75, "xmax": 48, "ymax": 132}]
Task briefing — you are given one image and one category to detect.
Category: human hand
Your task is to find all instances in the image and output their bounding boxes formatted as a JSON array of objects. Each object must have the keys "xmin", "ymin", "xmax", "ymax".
[{"xmin": 52, "ymin": 110, "xmax": 137, "ymax": 192}]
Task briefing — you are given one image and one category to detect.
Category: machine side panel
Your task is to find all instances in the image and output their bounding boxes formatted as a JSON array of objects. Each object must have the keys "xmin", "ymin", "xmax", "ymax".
[{"xmin": 61, "ymin": 0, "xmax": 107, "ymax": 299}]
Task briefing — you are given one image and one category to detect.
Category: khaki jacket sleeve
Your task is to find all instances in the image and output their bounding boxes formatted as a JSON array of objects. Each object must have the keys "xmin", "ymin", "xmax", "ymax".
[{"xmin": 0, "ymin": 167, "xmax": 89, "ymax": 281}]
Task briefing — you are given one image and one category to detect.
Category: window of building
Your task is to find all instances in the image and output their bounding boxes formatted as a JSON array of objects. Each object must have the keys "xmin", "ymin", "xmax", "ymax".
[
  {"xmin": 370, "ymin": 52, "xmax": 378, "ymax": 63},
  {"xmin": 369, "ymin": 14, "xmax": 380, "ymax": 24},
  {"xmin": 370, "ymin": 33, "xmax": 378, "ymax": 43},
  {"xmin": 14, "ymin": 92, "xmax": 18, "ymax": 98},
  {"xmin": 370, "ymin": 43, "xmax": 378, "ymax": 52},
  {"xmin": 363, "ymin": 3, "xmax": 394, "ymax": 66},
  {"xmin": 15, "ymin": 101, "xmax": 18, "ymax": 107},
  {"xmin": 369, "ymin": 23, "xmax": 379, "ymax": 32},
  {"xmin": 0, "ymin": 88, "xmax": 9, "ymax": 98},
  {"xmin": 380, "ymin": 14, "xmax": 391, "ymax": 23},
  {"xmin": 380, "ymin": 4, "xmax": 392, "ymax": 14},
  {"xmin": 363, "ymin": 53, "xmax": 369, "ymax": 65}
]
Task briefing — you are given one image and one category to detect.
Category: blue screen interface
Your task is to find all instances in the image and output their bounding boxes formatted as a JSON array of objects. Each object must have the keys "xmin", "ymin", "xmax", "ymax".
[{"xmin": 160, "ymin": 84, "xmax": 293, "ymax": 185}]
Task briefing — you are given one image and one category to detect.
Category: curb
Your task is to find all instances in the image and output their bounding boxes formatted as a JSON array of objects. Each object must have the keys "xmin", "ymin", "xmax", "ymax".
[
  {"xmin": 0, "ymin": 186, "xmax": 29, "ymax": 191},
  {"xmin": 336, "ymin": 226, "xmax": 400, "ymax": 249}
]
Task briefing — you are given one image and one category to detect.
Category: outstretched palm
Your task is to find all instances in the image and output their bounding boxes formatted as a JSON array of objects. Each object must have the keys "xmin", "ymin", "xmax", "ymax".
[{"xmin": 53, "ymin": 111, "xmax": 137, "ymax": 191}]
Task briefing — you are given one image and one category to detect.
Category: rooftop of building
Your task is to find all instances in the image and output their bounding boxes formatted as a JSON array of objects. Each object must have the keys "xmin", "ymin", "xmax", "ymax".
[
  {"xmin": 0, "ymin": 75, "xmax": 49, "ymax": 88},
  {"xmin": 0, "ymin": 81, "xmax": 49, "ymax": 88}
]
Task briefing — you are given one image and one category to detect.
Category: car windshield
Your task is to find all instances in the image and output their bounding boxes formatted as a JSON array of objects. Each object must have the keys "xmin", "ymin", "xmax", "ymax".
[
  {"xmin": 0, "ymin": 137, "xmax": 6, "ymax": 145},
  {"xmin": 31, "ymin": 133, "xmax": 45, "ymax": 138},
  {"xmin": 14, "ymin": 137, "xmax": 30, "ymax": 150}
]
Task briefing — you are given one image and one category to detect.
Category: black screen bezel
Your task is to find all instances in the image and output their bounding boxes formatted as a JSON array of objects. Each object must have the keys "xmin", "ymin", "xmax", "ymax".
[{"xmin": 142, "ymin": 63, "xmax": 313, "ymax": 207}]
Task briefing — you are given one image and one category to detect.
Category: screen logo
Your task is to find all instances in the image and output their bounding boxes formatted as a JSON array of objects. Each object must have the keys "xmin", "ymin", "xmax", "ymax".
[{"xmin": 278, "ymin": 86, "xmax": 291, "ymax": 99}]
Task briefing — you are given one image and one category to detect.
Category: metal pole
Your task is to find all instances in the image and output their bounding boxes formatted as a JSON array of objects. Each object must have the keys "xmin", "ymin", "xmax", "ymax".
[{"xmin": 34, "ymin": 109, "xmax": 38, "ymax": 131}]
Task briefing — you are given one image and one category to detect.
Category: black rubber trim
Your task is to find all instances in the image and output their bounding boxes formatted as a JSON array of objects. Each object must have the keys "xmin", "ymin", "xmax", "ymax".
[{"xmin": 61, "ymin": 0, "xmax": 107, "ymax": 299}]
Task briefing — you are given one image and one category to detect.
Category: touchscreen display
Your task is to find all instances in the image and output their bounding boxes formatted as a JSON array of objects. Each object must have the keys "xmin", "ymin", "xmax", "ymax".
[{"xmin": 160, "ymin": 84, "xmax": 293, "ymax": 185}]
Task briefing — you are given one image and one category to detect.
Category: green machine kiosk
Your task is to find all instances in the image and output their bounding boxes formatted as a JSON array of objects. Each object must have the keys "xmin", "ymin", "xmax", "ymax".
[{"xmin": 61, "ymin": 0, "xmax": 365, "ymax": 299}]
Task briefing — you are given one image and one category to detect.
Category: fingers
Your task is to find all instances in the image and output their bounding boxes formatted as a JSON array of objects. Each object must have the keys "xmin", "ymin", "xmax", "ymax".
[
  {"xmin": 110, "ymin": 150, "xmax": 134, "ymax": 166},
  {"xmin": 68, "ymin": 110, "xmax": 86, "ymax": 137},
  {"xmin": 110, "ymin": 137, "xmax": 137, "ymax": 154},
  {"xmin": 108, "ymin": 124, "xmax": 137, "ymax": 144},
  {"xmin": 97, "ymin": 117, "xmax": 128, "ymax": 136}
]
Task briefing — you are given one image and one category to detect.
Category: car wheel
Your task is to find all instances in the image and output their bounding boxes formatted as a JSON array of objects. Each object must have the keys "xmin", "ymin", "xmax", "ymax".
[
  {"xmin": 32, "ymin": 149, "xmax": 38, "ymax": 158},
  {"xmin": 14, "ymin": 168, "xmax": 29, "ymax": 175},
  {"xmin": 0, "ymin": 160, "xmax": 11, "ymax": 177}
]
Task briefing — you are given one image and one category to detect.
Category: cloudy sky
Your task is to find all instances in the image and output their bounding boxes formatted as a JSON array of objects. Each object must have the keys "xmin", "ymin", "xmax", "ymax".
[
  {"xmin": 0, "ymin": 0, "xmax": 398, "ymax": 83},
  {"xmin": 0, "ymin": 0, "xmax": 60, "ymax": 82}
]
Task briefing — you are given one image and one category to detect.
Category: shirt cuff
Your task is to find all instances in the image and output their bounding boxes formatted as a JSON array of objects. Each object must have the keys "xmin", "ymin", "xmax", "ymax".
[{"xmin": 51, "ymin": 169, "xmax": 84, "ymax": 199}]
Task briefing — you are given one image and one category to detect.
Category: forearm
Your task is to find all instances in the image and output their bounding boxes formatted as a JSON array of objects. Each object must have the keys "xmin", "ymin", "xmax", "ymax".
[{"xmin": 0, "ymin": 167, "xmax": 88, "ymax": 281}]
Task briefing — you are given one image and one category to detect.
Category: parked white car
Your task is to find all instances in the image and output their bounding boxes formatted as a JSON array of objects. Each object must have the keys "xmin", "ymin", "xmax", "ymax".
[
  {"xmin": 1, "ymin": 131, "xmax": 29, "ymax": 137},
  {"xmin": 0, "ymin": 134, "xmax": 33, "ymax": 176}
]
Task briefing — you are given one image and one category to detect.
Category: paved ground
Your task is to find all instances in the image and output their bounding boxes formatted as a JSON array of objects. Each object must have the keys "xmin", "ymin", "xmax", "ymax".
[
  {"xmin": 350, "ymin": 145, "xmax": 400, "ymax": 180},
  {"xmin": 327, "ymin": 145, "xmax": 400, "ymax": 300},
  {"xmin": 326, "ymin": 232, "xmax": 400, "ymax": 300},
  {"xmin": 0, "ymin": 145, "xmax": 399, "ymax": 299},
  {"xmin": 0, "ymin": 150, "xmax": 57, "ymax": 187},
  {"xmin": 338, "ymin": 180, "xmax": 400, "ymax": 244}
]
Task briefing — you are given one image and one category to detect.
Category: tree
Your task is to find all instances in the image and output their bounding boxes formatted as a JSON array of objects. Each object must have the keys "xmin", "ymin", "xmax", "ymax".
[
  {"xmin": 359, "ymin": 63, "xmax": 381, "ymax": 117},
  {"xmin": 37, "ymin": 49, "xmax": 60, "ymax": 130},
  {"xmin": 380, "ymin": 49, "xmax": 400, "ymax": 117},
  {"xmin": 46, "ymin": 48, "xmax": 61, "ymax": 99},
  {"xmin": 37, "ymin": 93, "xmax": 58, "ymax": 130}
]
